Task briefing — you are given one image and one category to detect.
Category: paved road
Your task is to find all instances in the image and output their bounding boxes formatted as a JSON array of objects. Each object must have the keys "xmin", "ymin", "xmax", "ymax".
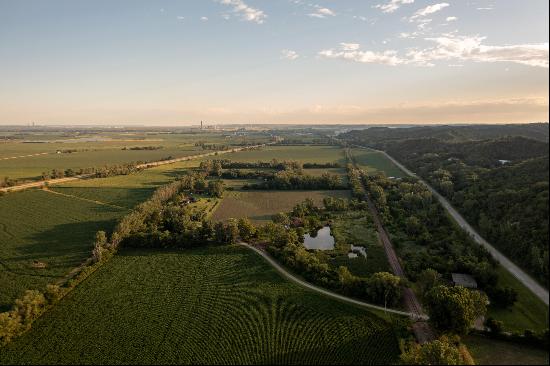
[
  {"xmin": 357, "ymin": 145, "xmax": 549, "ymax": 306},
  {"xmin": 239, "ymin": 242, "xmax": 427, "ymax": 320},
  {"xmin": 0, "ymin": 143, "xmax": 271, "ymax": 194}
]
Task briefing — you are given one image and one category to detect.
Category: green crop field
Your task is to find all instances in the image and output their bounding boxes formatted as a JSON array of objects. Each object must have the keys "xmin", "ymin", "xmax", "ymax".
[
  {"xmin": 0, "ymin": 245, "xmax": 400, "ymax": 365},
  {"xmin": 46, "ymin": 155, "xmax": 207, "ymax": 208},
  {"xmin": 0, "ymin": 189, "xmax": 126, "ymax": 310},
  {"xmin": 350, "ymin": 148, "xmax": 405, "ymax": 178},
  {"xmin": 212, "ymin": 190, "xmax": 351, "ymax": 223},
  {"xmin": 464, "ymin": 335, "xmax": 549, "ymax": 365},
  {"xmin": 225, "ymin": 145, "xmax": 346, "ymax": 164}
]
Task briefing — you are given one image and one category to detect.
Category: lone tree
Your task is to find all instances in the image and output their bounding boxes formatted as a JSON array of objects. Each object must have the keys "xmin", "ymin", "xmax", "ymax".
[
  {"xmin": 237, "ymin": 218, "xmax": 256, "ymax": 241},
  {"xmin": 425, "ymin": 285, "xmax": 488, "ymax": 334},
  {"xmin": 417, "ymin": 268, "xmax": 442, "ymax": 298},
  {"xmin": 366, "ymin": 272, "xmax": 402, "ymax": 307},
  {"xmin": 91, "ymin": 230, "xmax": 108, "ymax": 263}
]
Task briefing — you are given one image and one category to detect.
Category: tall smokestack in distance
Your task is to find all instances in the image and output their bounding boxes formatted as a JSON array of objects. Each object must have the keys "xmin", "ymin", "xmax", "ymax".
[{"xmin": 201, "ymin": 120, "xmax": 203, "ymax": 130}]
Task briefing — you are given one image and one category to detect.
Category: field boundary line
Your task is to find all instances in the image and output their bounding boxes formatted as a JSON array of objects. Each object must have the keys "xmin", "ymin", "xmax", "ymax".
[
  {"xmin": 41, "ymin": 188, "xmax": 128, "ymax": 210},
  {"xmin": 238, "ymin": 242, "xmax": 426, "ymax": 320},
  {"xmin": 0, "ymin": 152, "xmax": 50, "ymax": 160},
  {"xmin": 353, "ymin": 144, "xmax": 549, "ymax": 306}
]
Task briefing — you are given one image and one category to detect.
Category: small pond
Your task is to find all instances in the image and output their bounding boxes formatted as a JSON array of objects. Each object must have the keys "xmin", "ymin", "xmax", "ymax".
[{"xmin": 303, "ymin": 226, "xmax": 335, "ymax": 250}]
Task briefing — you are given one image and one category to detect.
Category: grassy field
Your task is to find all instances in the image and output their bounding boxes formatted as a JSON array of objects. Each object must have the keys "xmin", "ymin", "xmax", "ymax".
[
  {"xmin": 226, "ymin": 145, "xmax": 346, "ymax": 164},
  {"xmin": 0, "ymin": 245, "xmax": 400, "ymax": 365},
  {"xmin": 329, "ymin": 211, "xmax": 390, "ymax": 278},
  {"xmin": 212, "ymin": 190, "xmax": 351, "ymax": 223},
  {"xmin": 350, "ymin": 148, "xmax": 406, "ymax": 178},
  {"xmin": 488, "ymin": 267, "xmax": 549, "ymax": 332},
  {"xmin": 464, "ymin": 335, "xmax": 549, "ymax": 365},
  {"xmin": 0, "ymin": 189, "xmax": 126, "ymax": 310},
  {"xmin": 0, "ymin": 148, "xmax": 199, "ymax": 180}
]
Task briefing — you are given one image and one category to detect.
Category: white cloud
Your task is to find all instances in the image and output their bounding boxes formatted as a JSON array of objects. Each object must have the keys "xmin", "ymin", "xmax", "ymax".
[
  {"xmin": 319, "ymin": 36, "xmax": 549, "ymax": 68},
  {"xmin": 410, "ymin": 2, "xmax": 449, "ymax": 21},
  {"xmin": 177, "ymin": 16, "xmax": 185, "ymax": 20},
  {"xmin": 317, "ymin": 8, "xmax": 335, "ymax": 16},
  {"xmin": 408, "ymin": 35, "xmax": 549, "ymax": 68},
  {"xmin": 281, "ymin": 49, "xmax": 299, "ymax": 60},
  {"xmin": 446, "ymin": 16, "xmax": 457, "ymax": 21},
  {"xmin": 219, "ymin": 0, "xmax": 267, "ymax": 24},
  {"xmin": 308, "ymin": 7, "xmax": 336, "ymax": 18},
  {"xmin": 340, "ymin": 43, "xmax": 361, "ymax": 51},
  {"xmin": 374, "ymin": 0, "xmax": 414, "ymax": 13},
  {"xmin": 201, "ymin": 16, "xmax": 209, "ymax": 21},
  {"xmin": 477, "ymin": 7, "xmax": 494, "ymax": 11},
  {"xmin": 319, "ymin": 43, "xmax": 404, "ymax": 66}
]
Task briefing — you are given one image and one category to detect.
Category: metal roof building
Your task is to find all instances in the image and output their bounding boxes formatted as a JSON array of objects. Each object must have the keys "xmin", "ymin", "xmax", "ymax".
[{"xmin": 451, "ymin": 273, "xmax": 478, "ymax": 289}]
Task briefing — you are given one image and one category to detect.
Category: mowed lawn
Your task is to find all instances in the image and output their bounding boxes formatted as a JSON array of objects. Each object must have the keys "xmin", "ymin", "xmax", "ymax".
[
  {"xmin": 350, "ymin": 148, "xmax": 406, "ymax": 178},
  {"xmin": 0, "ymin": 190, "xmax": 126, "ymax": 310},
  {"xmin": 464, "ymin": 335, "xmax": 549, "ymax": 365},
  {"xmin": 487, "ymin": 267, "xmax": 549, "ymax": 332},
  {"xmin": 212, "ymin": 190, "xmax": 351, "ymax": 223},
  {"xmin": 0, "ymin": 245, "xmax": 400, "ymax": 365}
]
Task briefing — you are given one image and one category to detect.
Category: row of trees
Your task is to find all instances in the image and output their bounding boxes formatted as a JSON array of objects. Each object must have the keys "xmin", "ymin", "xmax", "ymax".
[
  {"xmin": 121, "ymin": 146, "xmax": 162, "ymax": 150},
  {"xmin": 200, "ymin": 159, "xmax": 340, "ymax": 175},
  {"xmin": 39, "ymin": 163, "xmax": 143, "ymax": 180},
  {"xmin": 177, "ymin": 172, "xmax": 225, "ymax": 198},
  {"xmin": 244, "ymin": 171, "xmax": 346, "ymax": 190}
]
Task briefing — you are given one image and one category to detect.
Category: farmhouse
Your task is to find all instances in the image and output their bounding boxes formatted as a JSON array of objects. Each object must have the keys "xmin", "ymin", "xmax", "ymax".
[{"xmin": 451, "ymin": 273, "xmax": 478, "ymax": 289}]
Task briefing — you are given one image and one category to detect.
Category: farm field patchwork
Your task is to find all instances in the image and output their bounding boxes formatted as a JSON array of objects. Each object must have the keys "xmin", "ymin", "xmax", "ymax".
[
  {"xmin": 0, "ymin": 189, "xmax": 126, "ymax": 310},
  {"xmin": 350, "ymin": 148, "xmax": 406, "ymax": 178},
  {"xmin": 212, "ymin": 190, "xmax": 351, "ymax": 223},
  {"xmin": 0, "ymin": 131, "xmax": 270, "ymax": 181},
  {"xmin": 0, "ymin": 147, "xmax": 199, "ymax": 180},
  {"xmin": 0, "ymin": 245, "xmax": 400, "ymax": 365}
]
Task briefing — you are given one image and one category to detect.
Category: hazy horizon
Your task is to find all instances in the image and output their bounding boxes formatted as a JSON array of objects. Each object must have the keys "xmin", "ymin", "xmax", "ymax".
[{"xmin": 1, "ymin": 0, "xmax": 548, "ymax": 125}]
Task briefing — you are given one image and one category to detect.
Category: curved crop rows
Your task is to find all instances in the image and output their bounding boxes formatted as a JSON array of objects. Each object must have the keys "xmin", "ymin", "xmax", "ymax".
[{"xmin": 0, "ymin": 245, "xmax": 399, "ymax": 365}]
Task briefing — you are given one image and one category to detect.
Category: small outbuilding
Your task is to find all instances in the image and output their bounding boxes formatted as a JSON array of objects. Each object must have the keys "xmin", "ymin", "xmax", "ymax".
[{"xmin": 451, "ymin": 273, "xmax": 478, "ymax": 289}]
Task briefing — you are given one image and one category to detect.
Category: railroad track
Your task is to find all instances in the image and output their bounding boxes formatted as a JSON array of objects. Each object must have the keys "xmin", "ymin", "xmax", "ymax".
[{"xmin": 345, "ymin": 148, "xmax": 435, "ymax": 342}]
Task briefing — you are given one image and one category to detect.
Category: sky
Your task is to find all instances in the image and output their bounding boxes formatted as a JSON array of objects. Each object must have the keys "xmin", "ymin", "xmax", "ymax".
[{"xmin": 0, "ymin": 0, "xmax": 548, "ymax": 125}]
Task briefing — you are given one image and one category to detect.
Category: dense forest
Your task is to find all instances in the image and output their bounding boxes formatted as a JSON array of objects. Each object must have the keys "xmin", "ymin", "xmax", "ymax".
[{"xmin": 340, "ymin": 124, "xmax": 549, "ymax": 286}]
